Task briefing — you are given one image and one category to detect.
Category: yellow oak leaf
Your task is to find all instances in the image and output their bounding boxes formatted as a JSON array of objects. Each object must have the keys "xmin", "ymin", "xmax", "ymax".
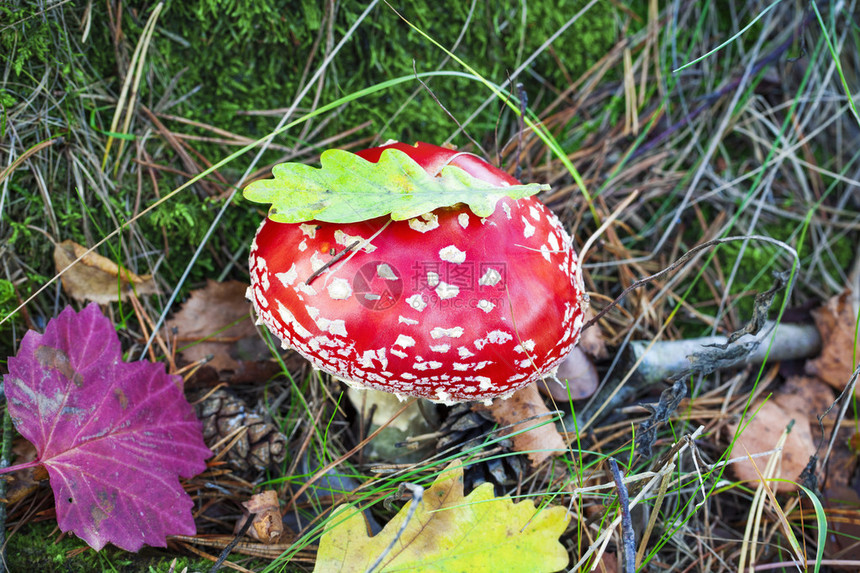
[{"xmin": 313, "ymin": 461, "xmax": 570, "ymax": 573}]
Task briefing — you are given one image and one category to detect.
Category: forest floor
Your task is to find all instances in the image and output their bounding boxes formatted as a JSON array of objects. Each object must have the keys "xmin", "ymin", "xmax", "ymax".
[{"xmin": 1, "ymin": 1, "xmax": 859, "ymax": 572}]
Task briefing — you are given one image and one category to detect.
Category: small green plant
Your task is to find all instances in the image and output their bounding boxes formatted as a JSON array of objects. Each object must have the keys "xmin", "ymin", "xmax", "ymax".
[{"xmin": 0, "ymin": 3, "xmax": 59, "ymax": 75}]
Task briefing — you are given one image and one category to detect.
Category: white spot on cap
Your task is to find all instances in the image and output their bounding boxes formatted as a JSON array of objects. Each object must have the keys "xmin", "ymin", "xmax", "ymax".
[
  {"xmin": 398, "ymin": 316, "xmax": 419, "ymax": 325},
  {"xmin": 297, "ymin": 283, "xmax": 317, "ymax": 296},
  {"xmin": 408, "ymin": 213, "xmax": 440, "ymax": 233},
  {"xmin": 413, "ymin": 361, "xmax": 442, "ymax": 371},
  {"xmin": 426, "ymin": 272, "xmax": 440, "ymax": 287},
  {"xmin": 439, "ymin": 245, "xmax": 466, "ymax": 264},
  {"xmin": 475, "ymin": 329, "xmax": 513, "ymax": 349},
  {"xmin": 276, "ymin": 263, "xmax": 299, "ymax": 287},
  {"xmin": 501, "ymin": 203, "xmax": 512, "ymax": 219},
  {"xmin": 276, "ymin": 301, "xmax": 311, "ymax": 339},
  {"xmin": 299, "ymin": 223, "xmax": 317, "ymax": 238},
  {"xmin": 260, "ymin": 270, "xmax": 270, "ymax": 290},
  {"xmin": 316, "ymin": 317, "xmax": 347, "ymax": 337},
  {"xmin": 521, "ymin": 216, "xmax": 536, "ymax": 238},
  {"xmin": 359, "ymin": 348, "xmax": 388, "ymax": 370},
  {"xmin": 487, "ymin": 330, "xmax": 513, "ymax": 344},
  {"xmin": 390, "ymin": 348, "xmax": 408, "ymax": 359},
  {"xmin": 364, "ymin": 294, "xmax": 381, "ymax": 301},
  {"xmin": 435, "ymin": 389, "xmax": 452, "ymax": 403},
  {"xmin": 547, "ymin": 231, "xmax": 560, "ymax": 252},
  {"xmin": 431, "ymin": 326, "xmax": 464, "ymax": 339},
  {"xmin": 406, "ymin": 294, "xmax": 428, "ymax": 311},
  {"xmin": 395, "ymin": 334, "xmax": 416, "ymax": 348},
  {"xmin": 327, "ymin": 278, "xmax": 352, "ymax": 300},
  {"xmin": 376, "ymin": 263, "xmax": 398, "ymax": 280},
  {"xmin": 457, "ymin": 346, "xmax": 475, "ymax": 358},
  {"xmin": 306, "ymin": 306, "xmax": 320, "ymax": 319},
  {"xmin": 254, "ymin": 285, "xmax": 268, "ymax": 308},
  {"xmin": 310, "ymin": 252, "xmax": 326, "ymax": 272},
  {"xmin": 335, "ymin": 229, "xmax": 376, "ymax": 253},
  {"xmin": 298, "ymin": 240, "xmax": 308, "ymax": 252},
  {"xmin": 529, "ymin": 205, "xmax": 540, "ymax": 220},
  {"xmin": 475, "ymin": 376, "xmax": 493, "ymax": 391},
  {"xmin": 430, "ymin": 344, "xmax": 450, "ymax": 353},
  {"xmin": 453, "ymin": 363, "xmax": 470, "ymax": 371},
  {"xmin": 479, "ymin": 268, "xmax": 502, "ymax": 287},
  {"xmin": 477, "ymin": 300, "xmax": 495, "ymax": 313},
  {"xmin": 435, "ymin": 282, "xmax": 459, "ymax": 300},
  {"xmin": 540, "ymin": 244, "xmax": 551, "ymax": 262},
  {"xmin": 458, "ymin": 213, "xmax": 469, "ymax": 228},
  {"xmin": 514, "ymin": 339, "xmax": 536, "ymax": 353}
]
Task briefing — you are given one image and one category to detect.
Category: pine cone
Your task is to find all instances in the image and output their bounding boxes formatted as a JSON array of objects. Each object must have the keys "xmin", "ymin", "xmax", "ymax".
[
  {"xmin": 435, "ymin": 403, "xmax": 525, "ymax": 492},
  {"xmin": 196, "ymin": 389, "xmax": 287, "ymax": 474}
]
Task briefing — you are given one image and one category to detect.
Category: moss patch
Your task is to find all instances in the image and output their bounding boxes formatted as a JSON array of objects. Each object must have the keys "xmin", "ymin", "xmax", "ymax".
[
  {"xmin": 5, "ymin": 520, "xmax": 267, "ymax": 572},
  {"xmin": 89, "ymin": 0, "xmax": 617, "ymax": 147}
]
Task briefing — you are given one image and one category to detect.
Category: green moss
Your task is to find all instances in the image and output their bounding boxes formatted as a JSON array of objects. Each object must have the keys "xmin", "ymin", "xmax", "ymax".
[
  {"xmin": 0, "ymin": 3, "xmax": 60, "ymax": 76},
  {"xmin": 86, "ymin": 0, "xmax": 617, "ymax": 148},
  {"xmin": 6, "ymin": 520, "xmax": 271, "ymax": 573}
]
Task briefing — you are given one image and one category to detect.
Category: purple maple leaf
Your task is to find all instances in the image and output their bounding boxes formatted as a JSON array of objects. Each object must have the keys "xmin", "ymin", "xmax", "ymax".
[{"xmin": 1, "ymin": 303, "xmax": 212, "ymax": 551}]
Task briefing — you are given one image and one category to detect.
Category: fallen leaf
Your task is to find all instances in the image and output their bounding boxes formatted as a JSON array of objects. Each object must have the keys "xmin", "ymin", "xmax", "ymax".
[
  {"xmin": 806, "ymin": 291, "xmax": 860, "ymax": 395},
  {"xmin": 237, "ymin": 490, "xmax": 283, "ymax": 544},
  {"xmin": 1, "ymin": 303, "xmax": 211, "ymax": 551},
  {"xmin": 53, "ymin": 240, "xmax": 158, "ymax": 304},
  {"xmin": 777, "ymin": 375, "xmax": 836, "ymax": 419},
  {"xmin": 728, "ymin": 399, "xmax": 816, "ymax": 493},
  {"xmin": 244, "ymin": 148, "xmax": 548, "ymax": 223},
  {"xmin": 165, "ymin": 280, "xmax": 266, "ymax": 372},
  {"xmin": 476, "ymin": 383, "xmax": 566, "ymax": 468},
  {"xmin": 314, "ymin": 461, "xmax": 570, "ymax": 573}
]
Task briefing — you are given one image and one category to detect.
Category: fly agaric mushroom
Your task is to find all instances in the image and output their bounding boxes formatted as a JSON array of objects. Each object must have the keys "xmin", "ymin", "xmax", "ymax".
[{"xmin": 246, "ymin": 142, "xmax": 586, "ymax": 403}]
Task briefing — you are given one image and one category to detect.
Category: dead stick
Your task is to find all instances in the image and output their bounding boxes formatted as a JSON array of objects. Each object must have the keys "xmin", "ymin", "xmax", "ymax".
[
  {"xmin": 628, "ymin": 321, "xmax": 821, "ymax": 385},
  {"xmin": 306, "ymin": 241, "xmax": 360, "ymax": 285},
  {"xmin": 609, "ymin": 458, "xmax": 635, "ymax": 573}
]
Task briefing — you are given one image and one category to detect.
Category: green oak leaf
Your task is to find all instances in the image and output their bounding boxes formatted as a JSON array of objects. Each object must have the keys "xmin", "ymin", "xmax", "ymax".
[{"xmin": 243, "ymin": 148, "xmax": 548, "ymax": 223}]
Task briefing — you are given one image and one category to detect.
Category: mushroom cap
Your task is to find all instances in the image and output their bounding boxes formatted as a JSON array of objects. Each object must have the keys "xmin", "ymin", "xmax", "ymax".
[{"xmin": 248, "ymin": 142, "xmax": 587, "ymax": 403}]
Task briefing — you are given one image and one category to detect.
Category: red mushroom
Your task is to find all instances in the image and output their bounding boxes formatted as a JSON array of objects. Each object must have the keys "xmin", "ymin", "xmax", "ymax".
[{"xmin": 247, "ymin": 142, "xmax": 586, "ymax": 403}]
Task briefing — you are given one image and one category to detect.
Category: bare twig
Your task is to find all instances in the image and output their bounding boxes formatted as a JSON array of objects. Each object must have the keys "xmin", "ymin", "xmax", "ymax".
[
  {"xmin": 306, "ymin": 240, "xmax": 360, "ymax": 285},
  {"xmin": 609, "ymin": 459, "xmax": 635, "ymax": 573},
  {"xmin": 367, "ymin": 482, "xmax": 425, "ymax": 573},
  {"xmin": 210, "ymin": 512, "xmax": 256, "ymax": 573}
]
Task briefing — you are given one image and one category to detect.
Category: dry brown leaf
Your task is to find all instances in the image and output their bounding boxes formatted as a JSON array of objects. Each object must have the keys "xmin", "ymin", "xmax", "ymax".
[
  {"xmin": 806, "ymin": 291, "xmax": 860, "ymax": 395},
  {"xmin": 236, "ymin": 490, "xmax": 283, "ymax": 544},
  {"xmin": 777, "ymin": 375, "xmax": 836, "ymax": 418},
  {"xmin": 53, "ymin": 240, "xmax": 157, "ymax": 304},
  {"xmin": 477, "ymin": 383, "xmax": 566, "ymax": 468},
  {"xmin": 165, "ymin": 280, "xmax": 265, "ymax": 372},
  {"xmin": 728, "ymin": 399, "xmax": 816, "ymax": 493}
]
